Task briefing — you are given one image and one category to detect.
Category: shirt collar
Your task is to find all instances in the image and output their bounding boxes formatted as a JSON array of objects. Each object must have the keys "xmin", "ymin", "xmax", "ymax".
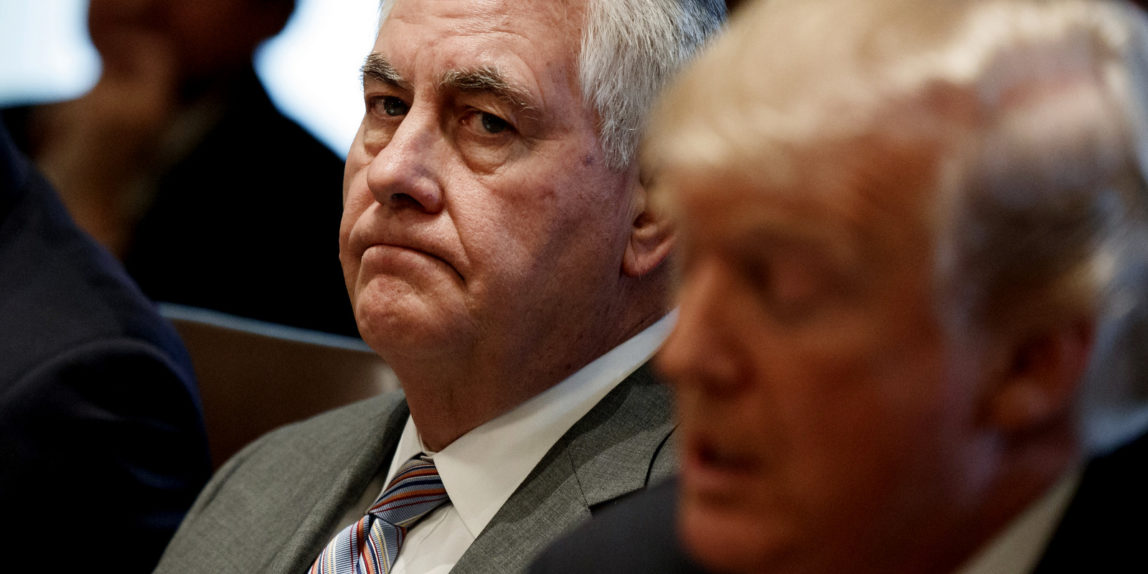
[
  {"xmin": 954, "ymin": 466, "xmax": 1082, "ymax": 574},
  {"xmin": 387, "ymin": 310, "xmax": 677, "ymax": 538}
]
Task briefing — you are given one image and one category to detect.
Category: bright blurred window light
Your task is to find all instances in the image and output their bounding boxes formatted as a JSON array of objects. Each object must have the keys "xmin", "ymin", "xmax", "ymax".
[{"xmin": 0, "ymin": 0, "xmax": 380, "ymax": 158}]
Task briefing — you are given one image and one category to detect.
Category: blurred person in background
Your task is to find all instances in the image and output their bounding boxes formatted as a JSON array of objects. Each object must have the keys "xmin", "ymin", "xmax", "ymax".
[
  {"xmin": 2, "ymin": 0, "xmax": 355, "ymax": 337},
  {"xmin": 1, "ymin": 119, "xmax": 211, "ymax": 572},
  {"xmin": 531, "ymin": 0, "xmax": 1148, "ymax": 572}
]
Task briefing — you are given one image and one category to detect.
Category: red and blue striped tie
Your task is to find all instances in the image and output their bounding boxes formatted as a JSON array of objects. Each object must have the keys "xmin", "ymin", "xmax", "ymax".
[{"xmin": 309, "ymin": 455, "xmax": 450, "ymax": 574}]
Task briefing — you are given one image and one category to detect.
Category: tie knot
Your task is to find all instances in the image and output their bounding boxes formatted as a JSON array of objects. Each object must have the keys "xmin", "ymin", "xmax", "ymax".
[
  {"xmin": 369, "ymin": 455, "xmax": 449, "ymax": 527},
  {"xmin": 309, "ymin": 455, "xmax": 450, "ymax": 574}
]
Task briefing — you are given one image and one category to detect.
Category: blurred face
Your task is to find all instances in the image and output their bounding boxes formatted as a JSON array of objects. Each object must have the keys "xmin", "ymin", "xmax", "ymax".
[
  {"xmin": 87, "ymin": 0, "xmax": 285, "ymax": 80},
  {"xmin": 340, "ymin": 0, "xmax": 637, "ymax": 373},
  {"xmin": 659, "ymin": 167, "xmax": 988, "ymax": 573}
]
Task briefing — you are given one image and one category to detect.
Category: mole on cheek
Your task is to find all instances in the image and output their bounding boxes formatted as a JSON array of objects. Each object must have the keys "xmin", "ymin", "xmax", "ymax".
[{"xmin": 582, "ymin": 154, "xmax": 595, "ymax": 167}]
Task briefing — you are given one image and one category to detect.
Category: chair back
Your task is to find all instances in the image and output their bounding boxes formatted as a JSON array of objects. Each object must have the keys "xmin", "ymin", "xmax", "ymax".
[{"xmin": 161, "ymin": 305, "xmax": 399, "ymax": 468}]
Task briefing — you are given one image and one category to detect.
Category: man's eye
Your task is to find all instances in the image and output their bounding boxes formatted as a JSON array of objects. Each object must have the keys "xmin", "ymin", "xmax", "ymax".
[
  {"xmin": 744, "ymin": 256, "xmax": 827, "ymax": 325},
  {"xmin": 479, "ymin": 112, "xmax": 510, "ymax": 134},
  {"xmin": 736, "ymin": 255, "xmax": 771, "ymax": 296},
  {"xmin": 372, "ymin": 96, "xmax": 409, "ymax": 117}
]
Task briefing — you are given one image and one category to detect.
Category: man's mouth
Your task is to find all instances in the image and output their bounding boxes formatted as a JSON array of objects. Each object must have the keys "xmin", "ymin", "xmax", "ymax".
[
  {"xmin": 683, "ymin": 434, "xmax": 762, "ymax": 503},
  {"xmin": 361, "ymin": 242, "xmax": 464, "ymax": 283}
]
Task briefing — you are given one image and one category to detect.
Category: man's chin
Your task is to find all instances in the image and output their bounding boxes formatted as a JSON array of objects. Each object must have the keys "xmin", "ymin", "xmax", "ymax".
[
  {"xmin": 354, "ymin": 303, "xmax": 470, "ymax": 362},
  {"xmin": 679, "ymin": 496, "xmax": 796, "ymax": 574}
]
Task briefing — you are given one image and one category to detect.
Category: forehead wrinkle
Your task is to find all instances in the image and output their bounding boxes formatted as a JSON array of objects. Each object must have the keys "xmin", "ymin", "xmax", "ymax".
[
  {"xmin": 440, "ymin": 66, "xmax": 539, "ymax": 114},
  {"xmin": 361, "ymin": 53, "xmax": 408, "ymax": 89}
]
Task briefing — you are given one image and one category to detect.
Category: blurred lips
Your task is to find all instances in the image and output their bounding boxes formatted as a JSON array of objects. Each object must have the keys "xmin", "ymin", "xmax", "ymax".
[{"xmin": 682, "ymin": 432, "xmax": 761, "ymax": 504}]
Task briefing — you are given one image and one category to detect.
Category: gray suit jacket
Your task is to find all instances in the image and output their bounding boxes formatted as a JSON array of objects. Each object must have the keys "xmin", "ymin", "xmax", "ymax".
[{"xmin": 155, "ymin": 364, "xmax": 676, "ymax": 573}]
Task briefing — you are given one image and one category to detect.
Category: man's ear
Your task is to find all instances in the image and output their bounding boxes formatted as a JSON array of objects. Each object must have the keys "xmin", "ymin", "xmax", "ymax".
[
  {"xmin": 983, "ymin": 318, "xmax": 1095, "ymax": 433},
  {"xmin": 622, "ymin": 178, "xmax": 675, "ymax": 278}
]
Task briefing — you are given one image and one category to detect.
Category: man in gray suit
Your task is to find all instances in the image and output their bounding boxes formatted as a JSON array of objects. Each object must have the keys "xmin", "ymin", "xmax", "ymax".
[{"xmin": 154, "ymin": 0, "xmax": 725, "ymax": 572}]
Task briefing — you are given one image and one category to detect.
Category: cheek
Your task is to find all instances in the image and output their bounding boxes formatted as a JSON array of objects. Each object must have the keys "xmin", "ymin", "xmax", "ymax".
[
  {"xmin": 339, "ymin": 186, "xmax": 368, "ymax": 235},
  {"xmin": 338, "ymin": 157, "xmax": 375, "ymax": 287},
  {"xmin": 464, "ymin": 176, "xmax": 580, "ymax": 277},
  {"xmin": 675, "ymin": 383, "xmax": 810, "ymax": 573},
  {"xmin": 340, "ymin": 149, "xmax": 371, "ymax": 235},
  {"xmin": 775, "ymin": 355, "xmax": 962, "ymax": 557},
  {"xmin": 765, "ymin": 344, "xmax": 932, "ymax": 488},
  {"xmin": 681, "ymin": 342, "xmax": 948, "ymax": 568}
]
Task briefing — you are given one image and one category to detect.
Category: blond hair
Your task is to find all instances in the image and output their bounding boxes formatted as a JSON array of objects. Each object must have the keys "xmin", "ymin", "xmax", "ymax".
[{"xmin": 646, "ymin": 0, "xmax": 1148, "ymax": 449}]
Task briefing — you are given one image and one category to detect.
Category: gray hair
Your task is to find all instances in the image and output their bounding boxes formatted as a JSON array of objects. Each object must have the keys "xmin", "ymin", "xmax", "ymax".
[
  {"xmin": 376, "ymin": 0, "xmax": 725, "ymax": 171},
  {"xmin": 580, "ymin": 0, "xmax": 726, "ymax": 169}
]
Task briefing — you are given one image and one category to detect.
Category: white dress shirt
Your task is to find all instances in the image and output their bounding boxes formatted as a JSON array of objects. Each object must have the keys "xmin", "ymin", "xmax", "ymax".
[
  {"xmin": 954, "ymin": 467, "xmax": 1082, "ymax": 574},
  {"xmin": 337, "ymin": 311, "xmax": 676, "ymax": 574}
]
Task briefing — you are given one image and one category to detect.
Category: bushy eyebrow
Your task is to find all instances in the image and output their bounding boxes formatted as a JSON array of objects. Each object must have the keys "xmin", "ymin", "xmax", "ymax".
[
  {"xmin": 361, "ymin": 55, "xmax": 539, "ymax": 117},
  {"xmin": 361, "ymin": 53, "xmax": 407, "ymax": 89},
  {"xmin": 439, "ymin": 66, "xmax": 538, "ymax": 114}
]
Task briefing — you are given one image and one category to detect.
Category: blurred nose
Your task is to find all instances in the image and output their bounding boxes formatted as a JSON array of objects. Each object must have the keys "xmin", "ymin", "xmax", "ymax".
[
  {"xmin": 365, "ymin": 108, "xmax": 445, "ymax": 214},
  {"xmin": 658, "ymin": 258, "xmax": 748, "ymax": 393}
]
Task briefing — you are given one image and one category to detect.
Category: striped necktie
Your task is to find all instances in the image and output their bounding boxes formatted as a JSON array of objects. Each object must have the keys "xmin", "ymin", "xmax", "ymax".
[{"xmin": 309, "ymin": 455, "xmax": 450, "ymax": 574}]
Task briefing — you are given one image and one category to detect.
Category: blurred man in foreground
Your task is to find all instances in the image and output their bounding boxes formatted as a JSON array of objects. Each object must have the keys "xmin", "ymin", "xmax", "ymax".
[
  {"xmin": 532, "ymin": 0, "xmax": 1148, "ymax": 572},
  {"xmin": 154, "ymin": 0, "xmax": 725, "ymax": 572}
]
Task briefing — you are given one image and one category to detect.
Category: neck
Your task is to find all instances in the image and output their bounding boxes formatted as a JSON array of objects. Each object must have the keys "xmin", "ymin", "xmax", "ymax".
[{"xmin": 393, "ymin": 303, "xmax": 669, "ymax": 451}]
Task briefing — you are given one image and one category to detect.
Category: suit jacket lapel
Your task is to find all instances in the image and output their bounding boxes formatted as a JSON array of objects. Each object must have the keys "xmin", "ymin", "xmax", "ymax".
[
  {"xmin": 267, "ymin": 394, "xmax": 411, "ymax": 572},
  {"xmin": 452, "ymin": 364, "xmax": 676, "ymax": 574}
]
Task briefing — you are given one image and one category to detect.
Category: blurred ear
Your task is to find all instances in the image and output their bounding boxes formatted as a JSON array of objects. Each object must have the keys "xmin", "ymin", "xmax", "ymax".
[
  {"xmin": 984, "ymin": 318, "xmax": 1095, "ymax": 433},
  {"xmin": 622, "ymin": 178, "xmax": 675, "ymax": 278}
]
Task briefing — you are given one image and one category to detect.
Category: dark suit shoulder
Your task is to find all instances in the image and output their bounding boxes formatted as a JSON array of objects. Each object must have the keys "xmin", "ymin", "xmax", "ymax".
[
  {"xmin": 0, "ymin": 123, "xmax": 209, "ymax": 573},
  {"xmin": 0, "ymin": 336, "xmax": 211, "ymax": 573},
  {"xmin": 530, "ymin": 479, "xmax": 709, "ymax": 574},
  {"xmin": 1033, "ymin": 430, "xmax": 1148, "ymax": 573},
  {"xmin": 0, "ymin": 166, "xmax": 196, "ymax": 390}
]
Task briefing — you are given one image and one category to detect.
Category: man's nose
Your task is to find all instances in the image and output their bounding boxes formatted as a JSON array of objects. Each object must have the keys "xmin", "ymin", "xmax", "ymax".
[
  {"xmin": 365, "ymin": 108, "xmax": 445, "ymax": 214},
  {"xmin": 657, "ymin": 259, "xmax": 747, "ymax": 393}
]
